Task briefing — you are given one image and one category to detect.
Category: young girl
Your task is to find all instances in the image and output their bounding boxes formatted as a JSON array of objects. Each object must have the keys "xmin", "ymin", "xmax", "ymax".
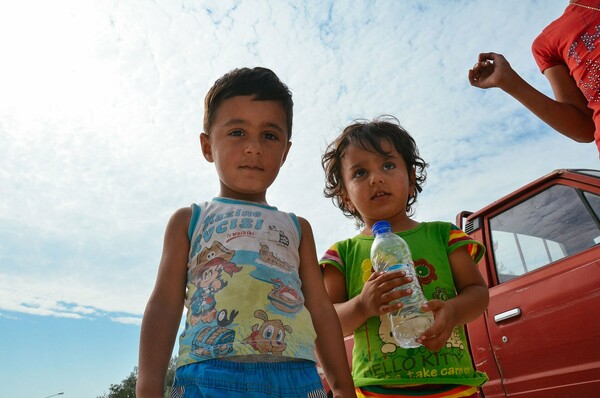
[{"xmin": 319, "ymin": 116, "xmax": 489, "ymax": 397}]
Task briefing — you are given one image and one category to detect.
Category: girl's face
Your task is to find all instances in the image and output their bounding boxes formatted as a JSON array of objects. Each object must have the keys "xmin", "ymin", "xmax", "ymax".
[{"xmin": 340, "ymin": 139, "xmax": 415, "ymax": 233}]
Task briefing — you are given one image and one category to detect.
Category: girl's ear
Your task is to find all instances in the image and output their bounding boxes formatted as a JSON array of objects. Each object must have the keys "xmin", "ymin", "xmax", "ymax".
[
  {"xmin": 200, "ymin": 133, "xmax": 213, "ymax": 162},
  {"xmin": 341, "ymin": 192, "xmax": 355, "ymax": 213},
  {"xmin": 409, "ymin": 167, "xmax": 417, "ymax": 198}
]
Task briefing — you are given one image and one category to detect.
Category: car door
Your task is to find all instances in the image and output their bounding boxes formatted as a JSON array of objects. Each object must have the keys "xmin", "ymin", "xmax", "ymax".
[{"xmin": 483, "ymin": 177, "xmax": 600, "ymax": 397}]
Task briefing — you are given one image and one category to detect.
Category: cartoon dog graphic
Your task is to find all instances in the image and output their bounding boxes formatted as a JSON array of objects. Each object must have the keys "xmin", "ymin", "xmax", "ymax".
[{"xmin": 242, "ymin": 309, "xmax": 292, "ymax": 355}]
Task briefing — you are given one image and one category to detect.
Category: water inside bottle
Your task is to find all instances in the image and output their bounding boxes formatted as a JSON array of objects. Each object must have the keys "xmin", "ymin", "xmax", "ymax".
[{"xmin": 391, "ymin": 310, "xmax": 434, "ymax": 348}]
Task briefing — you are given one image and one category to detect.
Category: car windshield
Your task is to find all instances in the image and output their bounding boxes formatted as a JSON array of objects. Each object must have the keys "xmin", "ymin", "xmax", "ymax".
[{"xmin": 489, "ymin": 183, "xmax": 600, "ymax": 282}]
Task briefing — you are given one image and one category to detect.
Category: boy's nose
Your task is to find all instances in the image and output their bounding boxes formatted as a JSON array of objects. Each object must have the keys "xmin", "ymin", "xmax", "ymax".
[{"xmin": 244, "ymin": 139, "xmax": 262, "ymax": 155}]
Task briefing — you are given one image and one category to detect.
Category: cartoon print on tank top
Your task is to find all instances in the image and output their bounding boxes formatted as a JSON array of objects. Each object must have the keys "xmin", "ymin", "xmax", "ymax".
[
  {"xmin": 267, "ymin": 278, "xmax": 304, "ymax": 313},
  {"xmin": 188, "ymin": 241, "xmax": 243, "ymax": 359},
  {"xmin": 189, "ymin": 226, "xmax": 299, "ymax": 358},
  {"xmin": 242, "ymin": 309, "xmax": 293, "ymax": 355},
  {"xmin": 188, "ymin": 241, "xmax": 242, "ymax": 326},
  {"xmin": 252, "ymin": 225, "xmax": 304, "ymax": 315},
  {"xmin": 188, "ymin": 213, "xmax": 306, "ymax": 359}
]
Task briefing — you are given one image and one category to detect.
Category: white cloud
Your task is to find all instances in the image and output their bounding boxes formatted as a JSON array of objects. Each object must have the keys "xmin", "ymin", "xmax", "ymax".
[
  {"xmin": 1, "ymin": 0, "xmax": 597, "ymax": 325},
  {"xmin": 111, "ymin": 316, "xmax": 143, "ymax": 326}
]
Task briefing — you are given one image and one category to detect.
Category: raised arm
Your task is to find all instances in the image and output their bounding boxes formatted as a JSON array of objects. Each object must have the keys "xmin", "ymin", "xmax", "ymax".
[
  {"xmin": 137, "ymin": 207, "xmax": 190, "ymax": 398},
  {"xmin": 297, "ymin": 217, "xmax": 356, "ymax": 398},
  {"xmin": 469, "ymin": 52, "xmax": 595, "ymax": 143}
]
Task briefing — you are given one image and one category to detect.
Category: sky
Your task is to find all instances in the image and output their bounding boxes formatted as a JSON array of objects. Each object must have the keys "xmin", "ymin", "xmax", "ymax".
[{"xmin": 0, "ymin": 0, "xmax": 598, "ymax": 397}]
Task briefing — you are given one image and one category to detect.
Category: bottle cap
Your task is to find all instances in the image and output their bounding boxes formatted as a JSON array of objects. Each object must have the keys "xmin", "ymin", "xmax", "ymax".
[{"xmin": 372, "ymin": 220, "xmax": 392, "ymax": 236}]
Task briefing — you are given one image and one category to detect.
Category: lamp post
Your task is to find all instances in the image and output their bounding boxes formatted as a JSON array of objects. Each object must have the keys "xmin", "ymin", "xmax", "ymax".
[{"xmin": 43, "ymin": 393, "xmax": 64, "ymax": 398}]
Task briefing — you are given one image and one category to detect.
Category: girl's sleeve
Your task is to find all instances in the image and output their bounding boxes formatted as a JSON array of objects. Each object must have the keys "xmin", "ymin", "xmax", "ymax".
[
  {"xmin": 319, "ymin": 243, "xmax": 345, "ymax": 274},
  {"xmin": 447, "ymin": 224, "xmax": 486, "ymax": 264}
]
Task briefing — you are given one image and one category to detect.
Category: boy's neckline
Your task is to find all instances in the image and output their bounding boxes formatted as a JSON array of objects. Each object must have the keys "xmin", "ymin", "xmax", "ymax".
[{"xmin": 213, "ymin": 196, "xmax": 277, "ymax": 210}]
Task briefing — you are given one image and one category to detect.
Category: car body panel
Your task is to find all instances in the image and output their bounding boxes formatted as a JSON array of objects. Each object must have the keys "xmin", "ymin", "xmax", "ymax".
[{"xmin": 462, "ymin": 169, "xmax": 600, "ymax": 397}]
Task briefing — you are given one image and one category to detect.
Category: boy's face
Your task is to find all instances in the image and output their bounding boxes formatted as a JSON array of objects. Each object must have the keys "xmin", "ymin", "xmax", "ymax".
[
  {"xmin": 340, "ymin": 139, "xmax": 414, "ymax": 230},
  {"xmin": 201, "ymin": 95, "xmax": 291, "ymax": 203}
]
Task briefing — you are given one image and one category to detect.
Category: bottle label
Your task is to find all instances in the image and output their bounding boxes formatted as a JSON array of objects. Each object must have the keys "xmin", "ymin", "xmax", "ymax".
[{"xmin": 387, "ymin": 264, "xmax": 408, "ymax": 273}]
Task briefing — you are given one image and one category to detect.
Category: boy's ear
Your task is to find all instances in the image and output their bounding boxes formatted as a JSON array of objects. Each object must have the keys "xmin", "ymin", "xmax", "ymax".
[
  {"xmin": 280, "ymin": 141, "xmax": 292, "ymax": 166},
  {"xmin": 200, "ymin": 133, "xmax": 213, "ymax": 162}
]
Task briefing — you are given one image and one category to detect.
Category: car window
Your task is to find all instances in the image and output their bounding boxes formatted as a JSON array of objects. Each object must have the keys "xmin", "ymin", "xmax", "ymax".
[{"xmin": 489, "ymin": 184, "xmax": 600, "ymax": 283}]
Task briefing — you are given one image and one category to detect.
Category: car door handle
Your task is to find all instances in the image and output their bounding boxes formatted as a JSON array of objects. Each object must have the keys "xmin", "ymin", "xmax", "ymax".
[{"xmin": 494, "ymin": 308, "xmax": 522, "ymax": 323}]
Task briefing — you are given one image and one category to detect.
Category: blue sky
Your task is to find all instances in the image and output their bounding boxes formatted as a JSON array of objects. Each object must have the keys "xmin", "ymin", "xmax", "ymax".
[{"xmin": 1, "ymin": 0, "xmax": 598, "ymax": 397}]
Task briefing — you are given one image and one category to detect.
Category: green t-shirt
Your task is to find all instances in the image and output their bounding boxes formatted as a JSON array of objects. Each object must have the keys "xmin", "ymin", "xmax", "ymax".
[{"xmin": 320, "ymin": 221, "xmax": 488, "ymax": 388}]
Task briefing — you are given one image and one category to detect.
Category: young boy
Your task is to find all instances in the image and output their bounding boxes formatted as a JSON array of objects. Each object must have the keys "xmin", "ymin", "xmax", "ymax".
[{"xmin": 137, "ymin": 67, "xmax": 355, "ymax": 398}]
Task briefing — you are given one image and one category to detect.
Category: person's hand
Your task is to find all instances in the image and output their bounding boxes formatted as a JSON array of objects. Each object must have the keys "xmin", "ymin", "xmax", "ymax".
[
  {"xmin": 468, "ymin": 52, "xmax": 515, "ymax": 90},
  {"xmin": 358, "ymin": 270, "xmax": 413, "ymax": 318},
  {"xmin": 416, "ymin": 299, "xmax": 457, "ymax": 352}
]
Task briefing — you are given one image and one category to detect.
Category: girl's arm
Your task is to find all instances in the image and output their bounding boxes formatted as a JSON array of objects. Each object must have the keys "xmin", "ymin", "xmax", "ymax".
[
  {"xmin": 469, "ymin": 52, "xmax": 595, "ymax": 143},
  {"xmin": 323, "ymin": 264, "xmax": 413, "ymax": 336},
  {"xmin": 297, "ymin": 217, "xmax": 356, "ymax": 398},
  {"xmin": 137, "ymin": 207, "xmax": 190, "ymax": 398},
  {"xmin": 417, "ymin": 246, "xmax": 489, "ymax": 352}
]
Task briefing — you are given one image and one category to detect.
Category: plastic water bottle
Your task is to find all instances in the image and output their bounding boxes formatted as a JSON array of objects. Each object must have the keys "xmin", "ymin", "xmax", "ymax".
[{"xmin": 370, "ymin": 220, "xmax": 434, "ymax": 348}]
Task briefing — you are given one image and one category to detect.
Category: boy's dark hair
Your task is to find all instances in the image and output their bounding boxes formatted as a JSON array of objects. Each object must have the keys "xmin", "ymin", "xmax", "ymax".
[
  {"xmin": 203, "ymin": 67, "xmax": 294, "ymax": 139},
  {"xmin": 322, "ymin": 115, "xmax": 428, "ymax": 223}
]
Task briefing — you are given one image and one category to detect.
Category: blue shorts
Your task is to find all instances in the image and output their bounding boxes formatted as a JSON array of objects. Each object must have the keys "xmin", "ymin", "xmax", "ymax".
[{"xmin": 171, "ymin": 359, "xmax": 327, "ymax": 398}]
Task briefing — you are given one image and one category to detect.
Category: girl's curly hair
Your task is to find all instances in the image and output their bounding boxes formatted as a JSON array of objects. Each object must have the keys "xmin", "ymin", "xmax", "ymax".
[{"xmin": 321, "ymin": 116, "xmax": 428, "ymax": 225}]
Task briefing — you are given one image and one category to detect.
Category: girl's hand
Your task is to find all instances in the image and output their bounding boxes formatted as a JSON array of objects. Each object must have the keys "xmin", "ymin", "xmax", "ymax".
[
  {"xmin": 358, "ymin": 270, "xmax": 413, "ymax": 318},
  {"xmin": 468, "ymin": 52, "xmax": 515, "ymax": 90},
  {"xmin": 416, "ymin": 299, "xmax": 457, "ymax": 352}
]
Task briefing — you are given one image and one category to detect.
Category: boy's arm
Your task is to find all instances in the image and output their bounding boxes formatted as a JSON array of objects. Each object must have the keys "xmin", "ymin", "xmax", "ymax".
[
  {"xmin": 137, "ymin": 207, "xmax": 190, "ymax": 398},
  {"xmin": 469, "ymin": 52, "xmax": 595, "ymax": 143},
  {"xmin": 417, "ymin": 246, "xmax": 489, "ymax": 352},
  {"xmin": 297, "ymin": 217, "xmax": 356, "ymax": 398}
]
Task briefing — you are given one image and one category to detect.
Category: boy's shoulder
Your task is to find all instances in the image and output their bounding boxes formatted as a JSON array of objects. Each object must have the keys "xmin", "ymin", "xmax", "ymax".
[{"xmin": 170, "ymin": 206, "xmax": 193, "ymax": 226}]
